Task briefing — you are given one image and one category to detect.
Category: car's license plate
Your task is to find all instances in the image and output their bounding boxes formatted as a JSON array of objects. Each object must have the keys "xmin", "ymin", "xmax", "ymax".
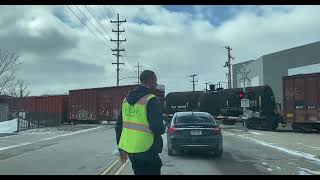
[{"xmin": 191, "ymin": 130, "xmax": 202, "ymax": 135}]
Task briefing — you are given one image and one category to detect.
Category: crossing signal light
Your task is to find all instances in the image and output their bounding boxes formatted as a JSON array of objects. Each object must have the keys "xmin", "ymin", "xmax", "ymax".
[{"xmin": 239, "ymin": 91, "xmax": 245, "ymax": 99}]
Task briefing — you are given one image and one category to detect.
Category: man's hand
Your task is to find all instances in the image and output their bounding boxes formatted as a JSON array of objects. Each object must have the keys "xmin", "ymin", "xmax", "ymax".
[{"xmin": 119, "ymin": 149, "xmax": 128, "ymax": 163}]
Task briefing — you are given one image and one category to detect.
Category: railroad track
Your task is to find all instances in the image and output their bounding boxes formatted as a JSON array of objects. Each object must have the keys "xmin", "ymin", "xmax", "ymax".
[{"xmin": 99, "ymin": 158, "xmax": 129, "ymax": 175}]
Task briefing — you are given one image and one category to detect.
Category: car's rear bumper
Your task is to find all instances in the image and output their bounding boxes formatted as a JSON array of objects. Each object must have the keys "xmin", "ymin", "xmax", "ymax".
[{"xmin": 168, "ymin": 136, "xmax": 222, "ymax": 151}]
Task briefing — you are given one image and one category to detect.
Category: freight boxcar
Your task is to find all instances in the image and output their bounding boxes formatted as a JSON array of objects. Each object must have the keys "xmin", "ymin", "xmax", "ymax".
[
  {"xmin": 8, "ymin": 95, "xmax": 69, "ymax": 126},
  {"xmin": 283, "ymin": 73, "xmax": 320, "ymax": 132},
  {"xmin": 0, "ymin": 95, "xmax": 10, "ymax": 122},
  {"xmin": 68, "ymin": 84, "xmax": 165, "ymax": 124}
]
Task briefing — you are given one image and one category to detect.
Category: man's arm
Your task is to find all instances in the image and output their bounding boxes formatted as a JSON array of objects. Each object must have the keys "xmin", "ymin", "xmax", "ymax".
[
  {"xmin": 115, "ymin": 110, "xmax": 123, "ymax": 145},
  {"xmin": 147, "ymin": 98, "xmax": 165, "ymax": 135}
]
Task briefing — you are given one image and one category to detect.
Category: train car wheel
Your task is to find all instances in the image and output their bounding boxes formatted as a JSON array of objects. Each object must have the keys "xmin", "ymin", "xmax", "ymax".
[{"xmin": 292, "ymin": 123, "xmax": 305, "ymax": 133}]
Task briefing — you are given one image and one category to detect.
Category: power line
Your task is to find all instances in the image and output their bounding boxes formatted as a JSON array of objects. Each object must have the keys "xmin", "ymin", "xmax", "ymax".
[
  {"xmin": 83, "ymin": 5, "xmax": 113, "ymax": 41},
  {"xmin": 123, "ymin": 51, "xmax": 135, "ymax": 71},
  {"xmin": 65, "ymin": 5, "xmax": 110, "ymax": 48},
  {"xmin": 104, "ymin": 6, "xmax": 117, "ymax": 30},
  {"xmin": 74, "ymin": 5, "xmax": 113, "ymax": 48}
]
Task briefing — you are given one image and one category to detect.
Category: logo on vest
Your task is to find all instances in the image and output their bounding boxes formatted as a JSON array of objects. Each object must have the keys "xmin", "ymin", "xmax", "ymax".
[{"xmin": 127, "ymin": 107, "xmax": 138, "ymax": 114}]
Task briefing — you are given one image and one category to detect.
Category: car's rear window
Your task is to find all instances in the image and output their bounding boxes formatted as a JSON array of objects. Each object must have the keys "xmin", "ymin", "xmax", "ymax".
[{"xmin": 175, "ymin": 114, "xmax": 215, "ymax": 124}]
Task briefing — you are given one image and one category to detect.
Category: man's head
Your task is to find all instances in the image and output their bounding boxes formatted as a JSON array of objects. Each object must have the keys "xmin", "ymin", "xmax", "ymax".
[{"xmin": 140, "ymin": 70, "xmax": 157, "ymax": 90}]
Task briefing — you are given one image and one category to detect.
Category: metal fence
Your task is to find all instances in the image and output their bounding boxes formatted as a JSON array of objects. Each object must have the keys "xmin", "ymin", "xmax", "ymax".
[{"xmin": 17, "ymin": 112, "xmax": 62, "ymax": 132}]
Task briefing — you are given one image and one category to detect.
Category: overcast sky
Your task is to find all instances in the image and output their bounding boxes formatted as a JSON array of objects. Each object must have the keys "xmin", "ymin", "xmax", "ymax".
[{"xmin": 0, "ymin": 5, "xmax": 319, "ymax": 96}]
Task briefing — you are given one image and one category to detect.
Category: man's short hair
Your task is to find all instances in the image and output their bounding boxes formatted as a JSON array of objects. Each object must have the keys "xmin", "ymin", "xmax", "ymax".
[{"xmin": 140, "ymin": 70, "xmax": 155, "ymax": 84}]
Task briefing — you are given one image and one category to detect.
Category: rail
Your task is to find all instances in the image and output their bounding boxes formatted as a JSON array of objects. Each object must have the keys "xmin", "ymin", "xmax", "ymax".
[{"xmin": 99, "ymin": 158, "xmax": 129, "ymax": 175}]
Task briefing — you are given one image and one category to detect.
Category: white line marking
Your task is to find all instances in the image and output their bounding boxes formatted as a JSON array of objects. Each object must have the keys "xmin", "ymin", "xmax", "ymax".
[
  {"xmin": 0, "ymin": 142, "xmax": 32, "ymax": 151},
  {"xmin": 0, "ymin": 127, "xmax": 102, "ymax": 151},
  {"xmin": 224, "ymin": 131, "xmax": 320, "ymax": 165},
  {"xmin": 41, "ymin": 127, "xmax": 101, "ymax": 141},
  {"xmin": 298, "ymin": 167, "xmax": 320, "ymax": 175}
]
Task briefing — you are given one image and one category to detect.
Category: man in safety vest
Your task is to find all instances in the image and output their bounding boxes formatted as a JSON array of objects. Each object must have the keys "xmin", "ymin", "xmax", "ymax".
[{"xmin": 115, "ymin": 70, "xmax": 165, "ymax": 175}]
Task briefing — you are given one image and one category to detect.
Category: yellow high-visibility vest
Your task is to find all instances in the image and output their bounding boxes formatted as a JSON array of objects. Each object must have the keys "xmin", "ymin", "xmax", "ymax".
[{"xmin": 118, "ymin": 94, "xmax": 156, "ymax": 153}]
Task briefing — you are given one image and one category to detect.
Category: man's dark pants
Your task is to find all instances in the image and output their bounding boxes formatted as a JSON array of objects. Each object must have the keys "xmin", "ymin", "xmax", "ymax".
[{"xmin": 129, "ymin": 153, "xmax": 162, "ymax": 175}]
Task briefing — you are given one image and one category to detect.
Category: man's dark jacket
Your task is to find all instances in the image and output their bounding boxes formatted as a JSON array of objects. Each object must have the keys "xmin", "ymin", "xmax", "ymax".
[{"xmin": 115, "ymin": 85, "xmax": 166, "ymax": 157}]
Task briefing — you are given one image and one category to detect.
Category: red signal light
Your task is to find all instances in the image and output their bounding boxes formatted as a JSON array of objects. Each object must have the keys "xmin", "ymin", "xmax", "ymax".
[{"xmin": 239, "ymin": 91, "xmax": 245, "ymax": 99}]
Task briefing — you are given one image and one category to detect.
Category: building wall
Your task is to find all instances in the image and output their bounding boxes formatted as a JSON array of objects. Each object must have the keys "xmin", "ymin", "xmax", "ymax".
[
  {"xmin": 232, "ymin": 41, "xmax": 320, "ymax": 106},
  {"xmin": 263, "ymin": 41, "xmax": 320, "ymax": 104}
]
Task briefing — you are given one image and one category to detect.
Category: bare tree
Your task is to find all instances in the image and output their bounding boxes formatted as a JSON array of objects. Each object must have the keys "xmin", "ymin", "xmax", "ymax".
[
  {"xmin": 7, "ymin": 79, "xmax": 30, "ymax": 98},
  {"xmin": 6, "ymin": 79, "xmax": 30, "ymax": 132},
  {"xmin": 0, "ymin": 49, "xmax": 22, "ymax": 95}
]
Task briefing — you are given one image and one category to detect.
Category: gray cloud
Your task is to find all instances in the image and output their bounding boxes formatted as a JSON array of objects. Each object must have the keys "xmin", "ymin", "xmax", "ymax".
[
  {"xmin": 17, "ymin": 57, "xmax": 106, "ymax": 95},
  {"xmin": 0, "ymin": 5, "xmax": 319, "ymax": 96}
]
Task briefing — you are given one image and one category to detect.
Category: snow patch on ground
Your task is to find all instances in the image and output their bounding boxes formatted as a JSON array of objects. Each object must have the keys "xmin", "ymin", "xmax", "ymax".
[
  {"xmin": 19, "ymin": 127, "xmax": 62, "ymax": 134},
  {"xmin": 0, "ymin": 119, "xmax": 18, "ymax": 133},
  {"xmin": 267, "ymin": 168, "xmax": 273, "ymax": 172}
]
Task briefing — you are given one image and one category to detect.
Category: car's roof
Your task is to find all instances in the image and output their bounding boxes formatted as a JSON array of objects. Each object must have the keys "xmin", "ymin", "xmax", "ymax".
[{"xmin": 174, "ymin": 111, "xmax": 211, "ymax": 117}]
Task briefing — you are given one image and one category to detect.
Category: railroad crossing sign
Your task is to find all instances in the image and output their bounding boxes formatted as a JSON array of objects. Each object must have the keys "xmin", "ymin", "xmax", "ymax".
[{"xmin": 241, "ymin": 99, "xmax": 250, "ymax": 108}]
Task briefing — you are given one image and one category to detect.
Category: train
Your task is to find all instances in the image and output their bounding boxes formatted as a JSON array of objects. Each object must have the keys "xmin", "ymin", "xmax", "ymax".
[
  {"xmin": 282, "ymin": 73, "xmax": 320, "ymax": 132},
  {"xmin": 3, "ymin": 72, "xmax": 319, "ymax": 132},
  {"xmin": 164, "ymin": 85, "xmax": 282, "ymax": 131},
  {"xmin": 4, "ymin": 84, "xmax": 165, "ymax": 125},
  {"xmin": 164, "ymin": 72, "xmax": 320, "ymax": 132},
  {"xmin": 200, "ymin": 85, "xmax": 282, "ymax": 130}
]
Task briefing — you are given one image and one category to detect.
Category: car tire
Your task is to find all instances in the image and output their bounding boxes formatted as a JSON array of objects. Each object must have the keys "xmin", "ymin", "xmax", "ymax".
[
  {"xmin": 214, "ymin": 144, "xmax": 223, "ymax": 158},
  {"xmin": 167, "ymin": 142, "xmax": 176, "ymax": 156}
]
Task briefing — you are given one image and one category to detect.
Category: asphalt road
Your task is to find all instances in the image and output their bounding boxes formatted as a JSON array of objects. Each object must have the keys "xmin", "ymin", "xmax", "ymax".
[
  {"xmin": 1, "ymin": 124, "xmax": 320, "ymax": 175},
  {"xmin": 0, "ymin": 125, "xmax": 118, "ymax": 175},
  {"xmin": 124, "ymin": 125, "xmax": 320, "ymax": 175}
]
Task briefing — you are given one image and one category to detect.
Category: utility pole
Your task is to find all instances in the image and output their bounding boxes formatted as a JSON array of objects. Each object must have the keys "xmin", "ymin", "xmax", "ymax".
[
  {"xmin": 111, "ymin": 14, "xmax": 126, "ymax": 86},
  {"xmin": 189, "ymin": 74, "xmax": 198, "ymax": 91},
  {"xmin": 224, "ymin": 46, "xmax": 234, "ymax": 89},
  {"xmin": 134, "ymin": 62, "xmax": 143, "ymax": 84}
]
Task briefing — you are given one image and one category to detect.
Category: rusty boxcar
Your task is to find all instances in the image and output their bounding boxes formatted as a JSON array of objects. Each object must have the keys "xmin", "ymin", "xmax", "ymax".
[
  {"xmin": 68, "ymin": 84, "xmax": 165, "ymax": 124},
  {"xmin": 283, "ymin": 73, "xmax": 320, "ymax": 132},
  {"xmin": 8, "ymin": 95, "xmax": 69, "ymax": 126}
]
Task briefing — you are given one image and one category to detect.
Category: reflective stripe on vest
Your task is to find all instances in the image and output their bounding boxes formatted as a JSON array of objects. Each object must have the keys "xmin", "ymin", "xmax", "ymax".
[
  {"xmin": 122, "ymin": 121, "xmax": 152, "ymax": 133},
  {"xmin": 118, "ymin": 94, "xmax": 157, "ymax": 153}
]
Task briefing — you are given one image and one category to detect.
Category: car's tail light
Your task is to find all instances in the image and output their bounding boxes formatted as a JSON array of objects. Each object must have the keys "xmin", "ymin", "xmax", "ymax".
[
  {"xmin": 212, "ymin": 127, "xmax": 221, "ymax": 134},
  {"xmin": 168, "ymin": 127, "xmax": 178, "ymax": 134}
]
